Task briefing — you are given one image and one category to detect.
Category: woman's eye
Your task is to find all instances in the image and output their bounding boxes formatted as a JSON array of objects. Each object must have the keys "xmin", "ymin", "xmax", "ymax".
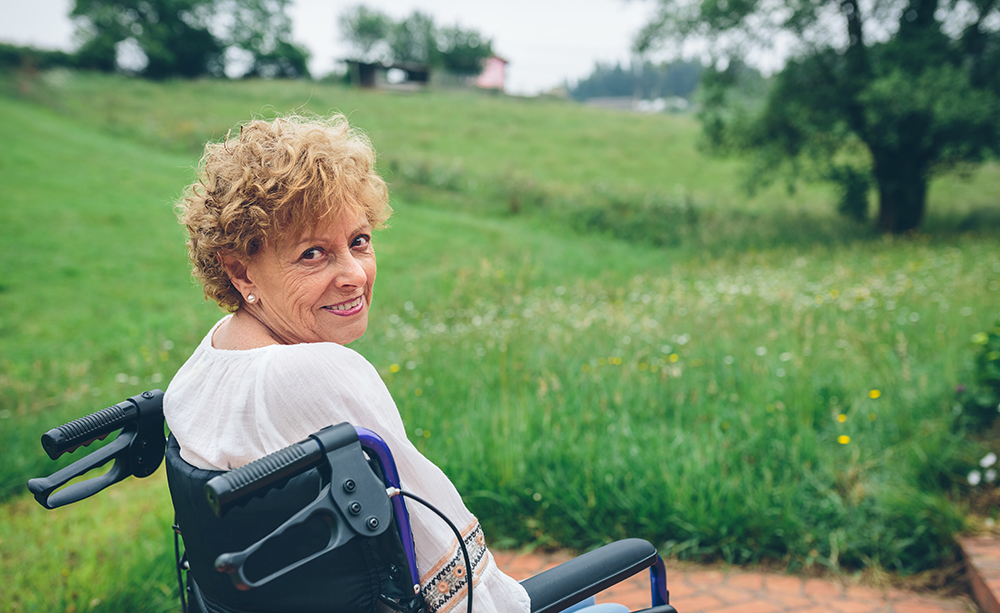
[
  {"xmin": 301, "ymin": 248, "xmax": 323, "ymax": 260},
  {"xmin": 352, "ymin": 235, "xmax": 371, "ymax": 249}
]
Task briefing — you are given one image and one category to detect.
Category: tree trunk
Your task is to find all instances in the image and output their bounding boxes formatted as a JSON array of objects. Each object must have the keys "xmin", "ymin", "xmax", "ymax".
[{"xmin": 872, "ymin": 154, "xmax": 928, "ymax": 233}]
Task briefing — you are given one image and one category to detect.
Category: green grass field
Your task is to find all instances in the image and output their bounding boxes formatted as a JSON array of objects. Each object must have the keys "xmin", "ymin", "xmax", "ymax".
[{"xmin": 1, "ymin": 70, "xmax": 998, "ymax": 612}]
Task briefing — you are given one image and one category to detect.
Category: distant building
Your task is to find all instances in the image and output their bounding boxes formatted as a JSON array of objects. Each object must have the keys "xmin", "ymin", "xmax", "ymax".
[
  {"xmin": 475, "ymin": 55, "xmax": 507, "ymax": 91},
  {"xmin": 344, "ymin": 60, "xmax": 431, "ymax": 90}
]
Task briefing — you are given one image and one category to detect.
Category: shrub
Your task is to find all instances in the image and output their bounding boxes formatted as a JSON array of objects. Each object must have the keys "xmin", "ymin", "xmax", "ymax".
[
  {"xmin": 959, "ymin": 322, "xmax": 1000, "ymax": 427},
  {"xmin": 0, "ymin": 43, "xmax": 76, "ymax": 71}
]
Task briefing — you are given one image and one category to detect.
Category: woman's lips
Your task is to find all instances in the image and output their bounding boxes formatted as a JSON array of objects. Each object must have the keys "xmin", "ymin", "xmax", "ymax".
[{"xmin": 323, "ymin": 296, "xmax": 364, "ymax": 316}]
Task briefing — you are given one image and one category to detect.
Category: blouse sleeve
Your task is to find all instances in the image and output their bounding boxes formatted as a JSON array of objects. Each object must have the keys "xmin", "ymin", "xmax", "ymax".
[{"xmin": 254, "ymin": 343, "xmax": 531, "ymax": 613}]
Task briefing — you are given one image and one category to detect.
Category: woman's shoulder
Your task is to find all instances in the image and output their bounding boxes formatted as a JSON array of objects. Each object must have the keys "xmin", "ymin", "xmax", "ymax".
[
  {"xmin": 262, "ymin": 341, "xmax": 379, "ymax": 377},
  {"xmin": 255, "ymin": 342, "xmax": 391, "ymax": 406}
]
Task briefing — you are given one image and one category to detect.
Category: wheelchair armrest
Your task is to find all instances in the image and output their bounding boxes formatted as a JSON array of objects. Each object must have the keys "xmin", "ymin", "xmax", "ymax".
[{"xmin": 520, "ymin": 538, "xmax": 659, "ymax": 613}]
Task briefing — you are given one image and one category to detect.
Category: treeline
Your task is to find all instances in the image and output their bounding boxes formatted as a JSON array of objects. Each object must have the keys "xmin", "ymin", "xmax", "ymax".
[
  {"xmin": 2, "ymin": 2, "xmax": 495, "ymax": 82},
  {"xmin": 2, "ymin": 0, "xmax": 308, "ymax": 80},
  {"xmin": 569, "ymin": 59, "xmax": 704, "ymax": 101},
  {"xmin": 338, "ymin": 5, "xmax": 493, "ymax": 75},
  {"xmin": 0, "ymin": 43, "xmax": 78, "ymax": 71}
]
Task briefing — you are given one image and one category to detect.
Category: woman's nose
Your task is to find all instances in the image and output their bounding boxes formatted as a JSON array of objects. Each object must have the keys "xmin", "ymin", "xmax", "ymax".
[{"xmin": 334, "ymin": 254, "xmax": 366, "ymax": 287}]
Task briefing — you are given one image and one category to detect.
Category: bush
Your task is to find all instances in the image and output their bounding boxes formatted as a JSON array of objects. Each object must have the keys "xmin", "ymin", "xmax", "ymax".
[
  {"xmin": 0, "ymin": 43, "xmax": 77, "ymax": 71},
  {"xmin": 959, "ymin": 322, "xmax": 1000, "ymax": 426}
]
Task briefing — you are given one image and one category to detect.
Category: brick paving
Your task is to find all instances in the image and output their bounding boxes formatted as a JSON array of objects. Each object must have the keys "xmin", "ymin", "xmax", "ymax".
[
  {"xmin": 960, "ymin": 536, "xmax": 1000, "ymax": 613},
  {"xmin": 493, "ymin": 548, "xmax": 980, "ymax": 613}
]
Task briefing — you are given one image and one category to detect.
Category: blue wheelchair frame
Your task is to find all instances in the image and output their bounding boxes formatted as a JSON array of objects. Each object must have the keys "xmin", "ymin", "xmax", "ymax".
[{"xmin": 27, "ymin": 390, "xmax": 677, "ymax": 613}]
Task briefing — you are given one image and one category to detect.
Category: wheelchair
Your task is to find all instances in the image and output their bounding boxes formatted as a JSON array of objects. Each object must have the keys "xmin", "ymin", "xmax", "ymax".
[{"xmin": 27, "ymin": 390, "xmax": 678, "ymax": 613}]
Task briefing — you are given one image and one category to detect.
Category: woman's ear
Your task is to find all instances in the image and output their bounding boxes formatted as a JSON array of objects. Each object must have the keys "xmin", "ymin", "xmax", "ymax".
[{"xmin": 218, "ymin": 253, "xmax": 256, "ymax": 300}]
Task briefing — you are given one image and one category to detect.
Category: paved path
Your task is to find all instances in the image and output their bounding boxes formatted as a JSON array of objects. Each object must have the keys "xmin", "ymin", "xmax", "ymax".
[
  {"xmin": 494, "ymin": 549, "xmax": 979, "ymax": 613},
  {"xmin": 960, "ymin": 536, "xmax": 1000, "ymax": 613}
]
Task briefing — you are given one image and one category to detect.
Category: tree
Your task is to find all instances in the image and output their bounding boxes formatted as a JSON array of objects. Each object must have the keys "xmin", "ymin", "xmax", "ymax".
[
  {"xmin": 71, "ymin": 0, "xmax": 308, "ymax": 79},
  {"xmin": 434, "ymin": 25, "xmax": 492, "ymax": 76},
  {"xmin": 219, "ymin": 0, "xmax": 310, "ymax": 78},
  {"xmin": 636, "ymin": 0, "xmax": 1000, "ymax": 233},
  {"xmin": 338, "ymin": 4, "xmax": 392, "ymax": 63},
  {"xmin": 338, "ymin": 5, "xmax": 493, "ymax": 76},
  {"xmin": 71, "ymin": 0, "xmax": 224, "ymax": 78},
  {"xmin": 388, "ymin": 11, "xmax": 435, "ymax": 65}
]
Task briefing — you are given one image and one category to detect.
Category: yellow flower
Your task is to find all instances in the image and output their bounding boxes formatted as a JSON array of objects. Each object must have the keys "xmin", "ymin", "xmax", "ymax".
[
  {"xmin": 581, "ymin": 363, "xmax": 591, "ymax": 372},
  {"xmin": 669, "ymin": 353, "xmax": 679, "ymax": 363},
  {"xmin": 838, "ymin": 435, "xmax": 851, "ymax": 445},
  {"xmin": 414, "ymin": 388, "xmax": 423, "ymax": 396},
  {"xmin": 868, "ymin": 412, "xmax": 877, "ymax": 421},
  {"xmin": 389, "ymin": 363, "xmax": 401, "ymax": 373},
  {"xmin": 868, "ymin": 389, "xmax": 881, "ymax": 399},
  {"xmin": 837, "ymin": 413, "xmax": 847, "ymax": 423}
]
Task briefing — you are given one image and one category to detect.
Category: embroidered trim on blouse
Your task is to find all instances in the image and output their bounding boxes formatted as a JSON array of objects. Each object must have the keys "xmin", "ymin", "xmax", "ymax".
[{"xmin": 419, "ymin": 521, "xmax": 488, "ymax": 613}]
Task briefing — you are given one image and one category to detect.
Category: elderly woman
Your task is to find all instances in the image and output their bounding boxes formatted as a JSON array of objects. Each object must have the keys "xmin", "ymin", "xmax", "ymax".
[{"xmin": 165, "ymin": 115, "xmax": 626, "ymax": 613}]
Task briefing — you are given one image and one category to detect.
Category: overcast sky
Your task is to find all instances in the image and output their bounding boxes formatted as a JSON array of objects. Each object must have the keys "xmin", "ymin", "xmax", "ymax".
[{"xmin": 0, "ymin": 0, "xmax": 658, "ymax": 95}]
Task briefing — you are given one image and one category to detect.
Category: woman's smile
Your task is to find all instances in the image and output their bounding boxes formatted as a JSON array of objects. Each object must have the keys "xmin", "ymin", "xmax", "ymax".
[{"xmin": 323, "ymin": 295, "xmax": 364, "ymax": 315}]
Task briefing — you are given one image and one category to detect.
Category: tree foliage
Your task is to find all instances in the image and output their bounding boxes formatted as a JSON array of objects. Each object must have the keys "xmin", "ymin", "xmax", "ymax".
[
  {"xmin": 569, "ymin": 59, "xmax": 705, "ymax": 101},
  {"xmin": 218, "ymin": 0, "xmax": 309, "ymax": 78},
  {"xmin": 70, "ymin": 0, "xmax": 308, "ymax": 79},
  {"xmin": 337, "ymin": 4, "xmax": 392, "ymax": 64},
  {"xmin": 637, "ymin": 0, "xmax": 1000, "ymax": 233},
  {"xmin": 338, "ymin": 5, "xmax": 493, "ymax": 75},
  {"xmin": 0, "ymin": 43, "xmax": 79, "ymax": 71},
  {"xmin": 388, "ymin": 11, "xmax": 435, "ymax": 65}
]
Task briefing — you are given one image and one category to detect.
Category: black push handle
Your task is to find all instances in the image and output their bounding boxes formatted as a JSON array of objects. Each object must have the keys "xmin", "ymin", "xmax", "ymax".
[
  {"xmin": 41, "ymin": 398, "xmax": 141, "ymax": 460},
  {"xmin": 27, "ymin": 390, "xmax": 166, "ymax": 509},
  {"xmin": 205, "ymin": 421, "xmax": 361, "ymax": 518},
  {"xmin": 205, "ymin": 438, "xmax": 324, "ymax": 517}
]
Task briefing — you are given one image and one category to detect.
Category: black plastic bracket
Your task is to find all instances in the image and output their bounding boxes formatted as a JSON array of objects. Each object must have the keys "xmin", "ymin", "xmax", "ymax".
[{"xmin": 211, "ymin": 423, "xmax": 393, "ymax": 591}]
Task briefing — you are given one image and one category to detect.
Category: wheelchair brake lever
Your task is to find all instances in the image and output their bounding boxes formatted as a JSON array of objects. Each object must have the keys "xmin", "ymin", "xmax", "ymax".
[
  {"xmin": 27, "ymin": 391, "xmax": 166, "ymax": 509},
  {"xmin": 211, "ymin": 423, "xmax": 393, "ymax": 591}
]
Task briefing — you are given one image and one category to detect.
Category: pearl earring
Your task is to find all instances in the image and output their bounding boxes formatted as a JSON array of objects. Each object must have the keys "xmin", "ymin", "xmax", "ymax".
[{"xmin": 247, "ymin": 293, "xmax": 257, "ymax": 304}]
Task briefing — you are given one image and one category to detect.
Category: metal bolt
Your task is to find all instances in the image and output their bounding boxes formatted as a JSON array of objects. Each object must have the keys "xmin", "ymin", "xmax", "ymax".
[
  {"xmin": 366, "ymin": 517, "xmax": 380, "ymax": 531},
  {"xmin": 343, "ymin": 479, "xmax": 356, "ymax": 493},
  {"xmin": 349, "ymin": 502, "xmax": 362, "ymax": 515},
  {"xmin": 142, "ymin": 391, "xmax": 155, "ymax": 399}
]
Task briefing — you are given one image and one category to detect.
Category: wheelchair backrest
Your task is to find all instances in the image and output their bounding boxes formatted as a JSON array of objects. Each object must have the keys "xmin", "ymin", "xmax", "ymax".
[
  {"xmin": 28, "ymin": 391, "xmax": 424, "ymax": 613},
  {"xmin": 167, "ymin": 434, "xmax": 420, "ymax": 612}
]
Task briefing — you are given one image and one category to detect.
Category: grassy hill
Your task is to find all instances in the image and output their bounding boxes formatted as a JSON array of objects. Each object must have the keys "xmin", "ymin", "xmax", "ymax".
[{"xmin": 1, "ymin": 70, "xmax": 997, "ymax": 611}]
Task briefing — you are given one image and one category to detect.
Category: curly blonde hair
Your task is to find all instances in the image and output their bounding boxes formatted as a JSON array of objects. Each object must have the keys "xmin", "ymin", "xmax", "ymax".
[{"xmin": 178, "ymin": 114, "xmax": 391, "ymax": 311}]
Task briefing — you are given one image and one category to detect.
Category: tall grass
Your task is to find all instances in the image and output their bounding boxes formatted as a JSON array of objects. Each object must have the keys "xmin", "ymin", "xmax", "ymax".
[{"xmin": 1, "ymin": 71, "xmax": 997, "ymax": 611}]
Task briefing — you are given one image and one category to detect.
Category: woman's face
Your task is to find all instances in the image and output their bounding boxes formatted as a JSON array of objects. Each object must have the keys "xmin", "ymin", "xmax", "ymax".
[{"xmin": 244, "ymin": 211, "xmax": 376, "ymax": 346}]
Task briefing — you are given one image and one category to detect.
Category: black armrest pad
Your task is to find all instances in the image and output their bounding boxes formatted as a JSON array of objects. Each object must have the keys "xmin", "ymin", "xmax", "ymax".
[{"xmin": 520, "ymin": 539, "xmax": 658, "ymax": 613}]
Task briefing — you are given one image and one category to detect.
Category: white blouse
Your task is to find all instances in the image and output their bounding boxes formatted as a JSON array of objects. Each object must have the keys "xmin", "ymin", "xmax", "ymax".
[{"xmin": 164, "ymin": 316, "xmax": 531, "ymax": 613}]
